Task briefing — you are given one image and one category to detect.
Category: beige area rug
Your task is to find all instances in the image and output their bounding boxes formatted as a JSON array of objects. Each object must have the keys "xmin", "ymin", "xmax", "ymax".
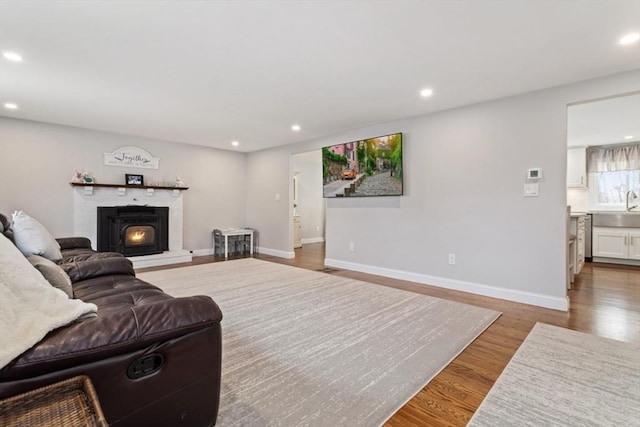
[
  {"xmin": 469, "ymin": 323, "xmax": 640, "ymax": 427},
  {"xmin": 139, "ymin": 258, "xmax": 500, "ymax": 426}
]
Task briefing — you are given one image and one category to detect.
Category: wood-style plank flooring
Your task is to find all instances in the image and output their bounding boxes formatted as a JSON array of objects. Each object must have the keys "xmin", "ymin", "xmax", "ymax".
[{"xmin": 138, "ymin": 243, "xmax": 640, "ymax": 426}]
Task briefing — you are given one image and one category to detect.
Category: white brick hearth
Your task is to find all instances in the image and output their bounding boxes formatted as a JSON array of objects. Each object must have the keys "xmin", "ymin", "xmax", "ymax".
[{"xmin": 72, "ymin": 186, "xmax": 192, "ymax": 268}]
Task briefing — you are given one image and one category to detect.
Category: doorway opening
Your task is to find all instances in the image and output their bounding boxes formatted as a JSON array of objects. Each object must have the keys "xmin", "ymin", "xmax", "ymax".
[
  {"xmin": 566, "ymin": 91, "xmax": 640, "ymax": 294},
  {"xmin": 291, "ymin": 150, "xmax": 326, "ymax": 257}
]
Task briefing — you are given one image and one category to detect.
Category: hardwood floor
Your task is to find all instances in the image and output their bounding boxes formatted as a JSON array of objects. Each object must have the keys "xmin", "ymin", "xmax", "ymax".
[{"xmin": 138, "ymin": 244, "xmax": 640, "ymax": 426}]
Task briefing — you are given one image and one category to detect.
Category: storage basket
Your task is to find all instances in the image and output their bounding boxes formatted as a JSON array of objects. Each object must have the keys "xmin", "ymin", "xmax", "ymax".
[{"xmin": 0, "ymin": 375, "xmax": 107, "ymax": 427}]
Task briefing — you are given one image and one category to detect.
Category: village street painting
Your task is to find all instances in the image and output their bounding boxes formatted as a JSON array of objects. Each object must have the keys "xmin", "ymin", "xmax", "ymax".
[{"xmin": 322, "ymin": 133, "xmax": 403, "ymax": 198}]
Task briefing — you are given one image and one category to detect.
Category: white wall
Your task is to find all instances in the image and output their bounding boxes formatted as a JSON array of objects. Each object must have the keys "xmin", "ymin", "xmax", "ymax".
[
  {"xmin": 567, "ymin": 188, "xmax": 589, "ymax": 212},
  {"xmin": 292, "ymin": 150, "xmax": 325, "ymax": 244},
  {"xmin": 246, "ymin": 69, "xmax": 640, "ymax": 310},
  {"xmin": 245, "ymin": 149, "xmax": 294, "ymax": 258},
  {"xmin": 0, "ymin": 118, "xmax": 246, "ymax": 251}
]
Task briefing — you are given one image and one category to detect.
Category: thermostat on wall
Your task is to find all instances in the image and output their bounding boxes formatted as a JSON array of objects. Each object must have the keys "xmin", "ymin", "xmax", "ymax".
[{"xmin": 527, "ymin": 168, "xmax": 542, "ymax": 181}]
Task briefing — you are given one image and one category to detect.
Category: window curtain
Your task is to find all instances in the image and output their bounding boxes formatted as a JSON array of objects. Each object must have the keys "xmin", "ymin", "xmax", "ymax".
[
  {"xmin": 586, "ymin": 143, "xmax": 640, "ymax": 206},
  {"xmin": 587, "ymin": 143, "xmax": 640, "ymax": 172}
]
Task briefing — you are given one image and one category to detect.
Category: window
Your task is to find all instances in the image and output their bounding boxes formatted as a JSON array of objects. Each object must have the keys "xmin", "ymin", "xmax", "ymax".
[{"xmin": 587, "ymin": 143, "xmax": 640, "ymax": 210}]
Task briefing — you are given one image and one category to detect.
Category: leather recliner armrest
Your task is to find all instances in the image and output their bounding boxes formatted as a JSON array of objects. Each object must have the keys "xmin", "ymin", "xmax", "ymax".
[
  {"xmin": 56, "ymin": 237, "xmax": 93, "ymax": 250},
  {"xmin": 61, "ymin": 257, "xmax": 136, "ymax": 282},
  {"xmin": 0, "ymin": 294, "xmax": 223, "ymax": 380}
]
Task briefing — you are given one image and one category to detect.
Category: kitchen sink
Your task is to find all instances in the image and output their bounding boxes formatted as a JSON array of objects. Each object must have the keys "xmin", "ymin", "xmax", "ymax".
[{"xmin": 592, "ymin": 212, "xmax": 640, "ymax": 228}]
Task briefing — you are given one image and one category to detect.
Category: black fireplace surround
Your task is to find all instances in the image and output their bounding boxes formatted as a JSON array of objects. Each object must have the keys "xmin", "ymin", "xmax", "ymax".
[{"xmin": 97, "ymin": 206, "xmax": 169, "ymax": 256}]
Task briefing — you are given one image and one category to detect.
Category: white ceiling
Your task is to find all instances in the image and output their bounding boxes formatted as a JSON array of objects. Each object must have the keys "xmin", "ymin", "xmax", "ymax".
[
  {"xmin": 0, "ymin": 1, "xmax": 639, "ymax": 152},
  {"xmin": 567, "ymin": 93, "xmax": 640, "ymax": 148}
]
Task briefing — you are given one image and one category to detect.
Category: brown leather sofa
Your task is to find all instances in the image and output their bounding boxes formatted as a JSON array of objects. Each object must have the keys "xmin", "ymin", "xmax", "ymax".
[{"xmin": 0, "ymin": 214, "xmax": 223, "ymax": 426}]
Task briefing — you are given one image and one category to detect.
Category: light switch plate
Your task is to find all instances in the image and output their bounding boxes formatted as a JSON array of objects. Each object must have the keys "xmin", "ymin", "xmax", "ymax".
[{"xmin": 524, "ymin": 183, "xmax": 539, "ymax": 197}]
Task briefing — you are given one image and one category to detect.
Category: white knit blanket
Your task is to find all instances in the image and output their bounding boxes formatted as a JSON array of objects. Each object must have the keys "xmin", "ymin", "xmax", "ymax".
[{"xmin": 0, "ymin": 233, "xmax": 97, "ymax": 369}]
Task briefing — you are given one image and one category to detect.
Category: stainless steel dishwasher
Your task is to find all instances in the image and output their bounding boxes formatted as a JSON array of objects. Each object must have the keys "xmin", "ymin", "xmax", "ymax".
[{"xmin": 585, "ymin": 213, "xmax": 592, "ymax": 262}]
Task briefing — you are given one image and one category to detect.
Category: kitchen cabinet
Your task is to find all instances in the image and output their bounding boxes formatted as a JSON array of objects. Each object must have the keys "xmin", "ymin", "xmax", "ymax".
[
  {"xmin": 567, "ymin": 147, "xmax": 587, "ymax": 188},
  {"xmin": 293, "ymin": 216, "xmax": 302, "ymax": 248},
  {"xmin": 592, "ymin": 227, "xmax": 640, "ymax": 260},
  {"xmin": 630, "ymin": 232, "xmax": 640, "ymax": 260},
  {"xmin": 569, "ymin": 215, "xmax": 586, "ymax": 278},
  {"xmin": 576, "ymin": 221, "xmax": 585, "ymax": 273}
]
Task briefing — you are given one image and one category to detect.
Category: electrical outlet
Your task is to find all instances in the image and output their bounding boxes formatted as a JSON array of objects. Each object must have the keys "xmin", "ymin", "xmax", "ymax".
[
  {"xmin": 349, "ymin": 242, "xmax": 355, "ymax": 252},
  {"xmin": 275, "ymin": 193, "xmax": 280, "ymax": 201},
  {"xmin": 448, "ymin": 253, "xmax": 456, "ymax": 265},
  {"xmin": 316, "ymin": 226, "xmax": 320, "ymax": 232}
]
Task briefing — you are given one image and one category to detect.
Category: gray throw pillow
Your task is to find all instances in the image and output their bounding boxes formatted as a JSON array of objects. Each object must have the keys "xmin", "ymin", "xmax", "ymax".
[
  {"xmin": 12, "ymin": 211, "xmax": 62, "ymax": 261},
  {"xmin": 27, "ymin": 255, "xmax": 73, "ymax": 298}
]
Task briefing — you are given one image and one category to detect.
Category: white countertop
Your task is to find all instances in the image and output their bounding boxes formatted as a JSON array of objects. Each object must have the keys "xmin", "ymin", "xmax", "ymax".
[
  {"xmin": 569, "ymin": 210, "xmax": 640, "ymax": 216},
  {"xmin": 589, "ymin": 210, "xmax": 640, "ymax": 215}
]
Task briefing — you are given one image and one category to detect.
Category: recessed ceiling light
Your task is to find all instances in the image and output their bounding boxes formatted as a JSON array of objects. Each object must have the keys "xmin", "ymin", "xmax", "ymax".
[
  {"xmin": 619, "ymin": 32, "xmax": 640, "ymax": 45},
  {"xmin": 420, "ymin": 88, "xmax": 434, "ymax": 98},
  {"xmin": 2, "ymin": 51, "xmax": 23, "ymax": 62},
  {"xmin": 624, "ymin": 135, "xmax": 634, "ymax": 139},
  {"xmin": 291, "ymin": 124, "xmax": 301, "ymax": 132},
  {"xmin": 4, "ymin": 103, "xmax": 18, "ymax": 110},
  {"xmin": 231, "ymin": 140, "xmax": 239, "ymax": 147}
]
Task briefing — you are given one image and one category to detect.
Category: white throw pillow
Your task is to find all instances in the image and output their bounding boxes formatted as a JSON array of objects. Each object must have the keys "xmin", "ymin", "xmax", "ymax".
[{"xmin": 11, "ymin": 211, "xmax": 62, "ymax": 261}]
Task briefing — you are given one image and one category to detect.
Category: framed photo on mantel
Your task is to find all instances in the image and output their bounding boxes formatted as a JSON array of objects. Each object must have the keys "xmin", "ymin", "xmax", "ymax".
[{"xmin": 125, "ymin": 174, "xmax": 144, "ymax": 186}]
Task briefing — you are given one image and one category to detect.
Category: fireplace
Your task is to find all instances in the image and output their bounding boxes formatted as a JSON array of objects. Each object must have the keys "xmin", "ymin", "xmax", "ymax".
[{"xmin": 97, "ymin": 206, "xmax": 169, "ymax": 256}]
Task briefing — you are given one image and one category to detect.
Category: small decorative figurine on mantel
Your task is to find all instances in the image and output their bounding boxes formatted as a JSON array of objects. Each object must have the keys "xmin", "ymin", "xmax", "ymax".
[
  {"xmin": 71, "ymin": 170, "xmax": 95, "ymax": 184},
  {"xmin": 71, "ymin": 171, "xmax": 84, "ymax": 183},
  {"xmin": 175, "ymin": 176, "xmax": 186, "ymax": 188}
]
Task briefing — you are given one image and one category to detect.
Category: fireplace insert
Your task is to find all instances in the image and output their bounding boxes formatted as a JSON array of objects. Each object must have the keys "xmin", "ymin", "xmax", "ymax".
[{"xmin": 97, "ymin": 206, "xmax": 169, "ymax": 256}]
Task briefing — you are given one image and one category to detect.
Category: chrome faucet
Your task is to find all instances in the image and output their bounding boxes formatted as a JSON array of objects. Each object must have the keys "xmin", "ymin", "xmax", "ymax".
[{"xmin": 626, "ymin": 190, "xmax": 638, "ymax": 211}]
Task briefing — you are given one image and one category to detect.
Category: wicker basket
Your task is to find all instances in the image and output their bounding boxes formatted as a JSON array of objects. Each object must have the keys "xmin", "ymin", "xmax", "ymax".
[{"xmin": 0, "ymin": 375, "xmax": 108, "ymax": 427}]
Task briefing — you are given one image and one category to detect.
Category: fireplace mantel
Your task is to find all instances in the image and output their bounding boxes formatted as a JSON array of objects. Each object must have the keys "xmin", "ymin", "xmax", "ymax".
[
  {"xmin": 69, "ymin": 183, "xmax": 189, "ymax": 190},
  {"xmin": 71, "ymin": 184, "xmax": 191, "ymax": 268},
  {"xmin": 70, "ymin": 182, "xmax": 188, "ymax": 197}
]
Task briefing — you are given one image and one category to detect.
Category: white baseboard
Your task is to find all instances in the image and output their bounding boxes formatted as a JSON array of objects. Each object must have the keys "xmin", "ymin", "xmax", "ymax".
[
  {"xmin": 130, "ymin": 250, "xmax": 192, "ymax": 269},
  {"xmin": 191, "ymin": 248, "xmax": 214, "ymax": 256},
  {"xmin": 592, "ymin": 257, "xmax": 640, "ymax": 267},
  {"xmin": 258, "ymin": 247, "xmax": 295, "ymax": 259},
  {"xmin": 324, "ymin": 258, "xmax": 569, "ymax": 312},
  {"xmin": 301, "ymin": 237, "xmax": 325, "ymax": 244}
]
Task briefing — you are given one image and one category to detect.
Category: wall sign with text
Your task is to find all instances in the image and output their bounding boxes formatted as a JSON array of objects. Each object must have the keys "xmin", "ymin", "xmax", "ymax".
[{"xmin": 104, "ymin": 146, "xmax": 160, "ymax": 169}]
